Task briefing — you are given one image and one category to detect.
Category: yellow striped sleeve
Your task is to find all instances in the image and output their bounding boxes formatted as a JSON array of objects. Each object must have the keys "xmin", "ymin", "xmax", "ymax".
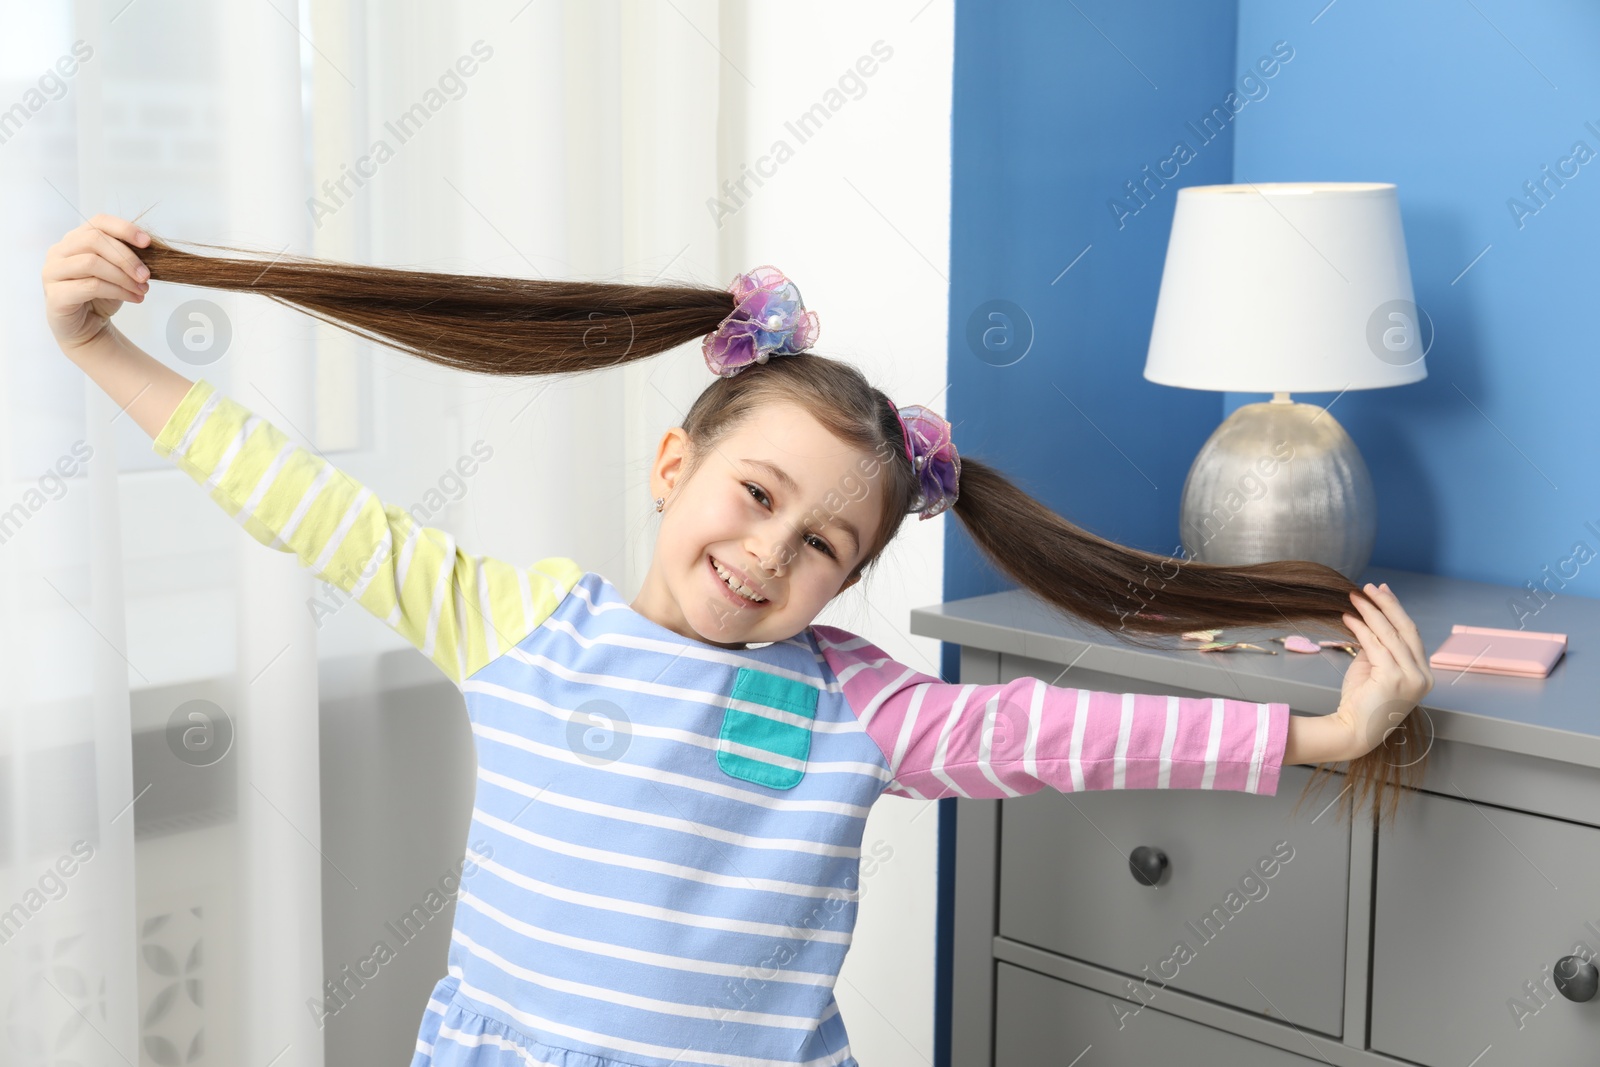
[{"xmin": 151, "ymin": 378, "xmax": 584, "ymax": 686}]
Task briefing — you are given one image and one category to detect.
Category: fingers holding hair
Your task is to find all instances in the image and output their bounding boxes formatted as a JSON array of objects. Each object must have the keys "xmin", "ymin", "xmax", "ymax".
[
  {"xmin": 1365, "ymin": 582, "xmax": 1428, "ymax": 669},
  {"xmin": 46, "ymin": 216, "xmax": 151, "ymax": 300},
  {"xmin": 85, "ymin": 214, "xmax": 152, "ymax": 287},
  {"xmin": 1342, "ymin": 611, "xmax": 1398, "ymax": 673},
  {"xmin": 89, "ymin": 212, "xmax": 151, "ymax": 248},
  {"xmin": 1348, "ymin": 590, "xmax": 1431, "ymax": 693}
]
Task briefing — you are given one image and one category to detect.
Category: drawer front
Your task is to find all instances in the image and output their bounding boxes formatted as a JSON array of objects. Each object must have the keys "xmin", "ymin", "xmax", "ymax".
[
  {"xmin": 1371, "ymin": 790, "xmax": 1600, "ymax": 1064},
  {"xmin": 995, "ymin": 961, "xmax": 1320, "ymax": 1065},
  {"xmin": 996, "ymin": 654, "xmax": 1351, "ymax": 1037}
]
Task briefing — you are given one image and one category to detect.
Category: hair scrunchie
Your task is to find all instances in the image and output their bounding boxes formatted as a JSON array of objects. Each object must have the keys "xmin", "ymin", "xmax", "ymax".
[
  {"xmin": 702, "ymin": 265, "xmax": 820, "ymax": 377},
  {"xmin": 894, "ymin": 404, "xmax": 960, "ymax": 519},
  {"xmin": 702, "ymin": 265, "xmax": 959, "ymax": 520}
]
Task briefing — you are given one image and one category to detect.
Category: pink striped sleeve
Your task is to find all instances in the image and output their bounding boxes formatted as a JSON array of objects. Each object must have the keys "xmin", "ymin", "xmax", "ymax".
[{"xmin": 811, "ymin": 625, "xmax": 1291, "ymax": 800}]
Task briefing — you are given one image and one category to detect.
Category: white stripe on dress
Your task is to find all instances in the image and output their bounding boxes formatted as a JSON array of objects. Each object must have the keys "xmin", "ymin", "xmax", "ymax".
[
  {"xmin": 199, "ymin": 413, "xmax": 259, "ymax": 494},
  {"xmin": 812, "ymin": 631, "xmax": 875, "ymax": 653},
  {"xmin": 855, "ymin": 665, "xmax": 921, "ymax": 729},
  {"xmin": 465, "ymin": 681, "xmax": 889, "ymax": 782},
  {"xmin": 456, "ymin": 889, "xmax": 837, "ymax": 986},
  {"xmin": 385, "ymin": 519, "xmax": 422, "ymax": 627},
  {"xmin": 976, "ymin": 694, "xmax": 1021, "ymax": 797},
  {"xmin": 472, "ymin": 808, "xmax": 858, "ymax": 901},
  {"xmin": 1067, "ymin": 688, "xmax": 1090, "ymax": 792},
  {"xmin": 444, "ymin": 974, "xmax": 855, "ymax": 1067},
  {"xmin": 566, "ymin": 581, "xmax": 632, "ymax": 614},
  {"xmin": 929, "ymin": 685, "xmax": 978, "ymax": 799},
  {"xmin": 1112, "ymin": 692, "xmax": 1135, "ymax": 790},
  {"xmin": 311, "ymin": 485, "xmax": 371, "ymax": 576},
  {"xmin": 350, "ymin": 524, "xmax": 392, "ymax": 601},
  {"xmin": 506, "ymin": 649, "xmax": 835, "ymax": 716},
  {"xmin": 432, "ymin": 1024, "xmax": 565, "ymax": 1066},
  {"xmin": 277, "ymin": 461, "xmax": 332, "ymax": 544},
  {"xmin": 545, "ymin": 615, "xmax": 840, "ymax": 692},
  {"xmin": 1158, "ymin": 695, "xmax": 1180, "ymax": 789},
  {"xmin": 718, "ymin": 737, "xmax": 809, "ymax": 773},
  {"xmin": 237, "ymin": 442, "xmax": 294, "ymax": 544},
  {"xmin": 1022, "ymin": 678, "xmax": 1044, "ymax": 784},
  {"xmin": 450, "ymin": 928, "xmax": 824, "ymax": 1028},
  {"xmin": 470, "ymin": 722, "xmax": 873, "ymax": 818},
  {"xmin": 727, "ymin": 698, "xmax": 817, "ymax": 732},
  {"xmin": 888, "ymin": 684, "xmax": 931, "ymax": 796},
  {"xmin": 472, "ymin": 853, "xmax": 853, "ymax": 945},
  {"xmin": 422, "ymin": 529, "xmax": 455, "ymax": 660},
  {"xmin": 453, "ymin": 573, "xmax": 468, "ymax": 682},
  {"xmin": 1245, "ymin": 702, "xmax": 1270, "ymax": 793},
  {"xmin": 477, "ymin": 558, "xmax": 496, "ymax": 664},
  {"xmin": 170, "ymin": 389, "xmax": 223, "ymax": 459},
  {"xmin": 1201, "ymin": 697, "xmax": 1225, "ymax": 789},
  {"xmin": 477, "ymin": 768, "xmax": 859, "ymax": 858},
  {"xmin": 492, "ymin": 656, "xmax": 863, "ymax": 736}
]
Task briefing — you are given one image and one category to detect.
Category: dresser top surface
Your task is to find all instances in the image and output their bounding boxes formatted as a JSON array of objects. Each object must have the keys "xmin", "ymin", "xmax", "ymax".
[{"xmin": 910, "ymin": 564, "xmax": 1600, "ymax": 769}]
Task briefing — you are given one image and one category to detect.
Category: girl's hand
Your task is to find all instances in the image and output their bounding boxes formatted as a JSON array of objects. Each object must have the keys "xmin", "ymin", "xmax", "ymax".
[
  {"xmin": 41, "ymin": 214, "xmax": 152, "ymax": 353},
  {"xmin": 1330, "ymin": 582, "xmax": 1435, "ymax": 761}
]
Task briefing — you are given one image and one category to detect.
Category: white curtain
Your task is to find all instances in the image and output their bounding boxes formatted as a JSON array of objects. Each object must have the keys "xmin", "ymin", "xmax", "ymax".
[{"xmin": 0, "ymin": 1, "xmax": 952, "ymax": 1064}]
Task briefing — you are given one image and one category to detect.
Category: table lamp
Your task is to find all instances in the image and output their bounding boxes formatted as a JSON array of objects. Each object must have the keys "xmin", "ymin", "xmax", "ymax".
[{"xmin": 1144, "ymin": 181, "xmax": 1426, "ymax": 581}]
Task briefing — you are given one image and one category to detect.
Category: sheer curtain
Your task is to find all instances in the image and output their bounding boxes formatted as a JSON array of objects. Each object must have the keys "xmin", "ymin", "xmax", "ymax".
[{"xmin": 1, "ymin": 1, "xmax": 951, "ymax": 1064}]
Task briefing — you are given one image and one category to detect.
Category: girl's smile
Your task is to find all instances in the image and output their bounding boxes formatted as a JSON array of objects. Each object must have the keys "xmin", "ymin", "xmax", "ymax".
[{"xmin": 709, "ymin": 554, "xmax": 769, "ymax": 606}]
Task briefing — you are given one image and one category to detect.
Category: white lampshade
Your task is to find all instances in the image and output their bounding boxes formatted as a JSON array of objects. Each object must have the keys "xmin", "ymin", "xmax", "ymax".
[{"xmin": 1144, "ymin": 182, "xmax": 1427, "ymax": 393}]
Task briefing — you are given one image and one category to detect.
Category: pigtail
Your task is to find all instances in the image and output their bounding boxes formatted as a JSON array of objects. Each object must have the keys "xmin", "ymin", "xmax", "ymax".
[
  {"xmin": 136, "ymin": 235, "xmax": 734, "ymax": 377},
  {"xmin": 949, "ymin": 457, "xmax": 1429, "ymax": 829}
]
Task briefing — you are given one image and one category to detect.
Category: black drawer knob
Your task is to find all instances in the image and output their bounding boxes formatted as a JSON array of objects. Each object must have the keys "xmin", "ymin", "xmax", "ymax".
[
  {"xmin": 1554, "ymin": 955, "xmax": 1599, "ymax": 1002},
  {"xmin": 1128, "ymin": 845, "xmax": 1168, "ymax": 887}
]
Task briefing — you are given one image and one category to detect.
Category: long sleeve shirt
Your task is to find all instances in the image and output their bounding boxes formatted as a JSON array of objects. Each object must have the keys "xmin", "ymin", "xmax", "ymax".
[{"xmin": 152, "ymin": 378, "xmax": 1291, "ymax": 1067}]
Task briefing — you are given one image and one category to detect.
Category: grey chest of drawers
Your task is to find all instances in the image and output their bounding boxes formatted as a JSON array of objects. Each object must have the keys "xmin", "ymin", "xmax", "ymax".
[{"xmin": 910, "ymin": 565, "xmax": 1600, "ymax": 1066}]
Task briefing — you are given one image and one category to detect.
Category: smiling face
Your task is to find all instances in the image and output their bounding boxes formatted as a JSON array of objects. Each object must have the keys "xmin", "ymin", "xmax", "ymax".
[{"xmin": 631, "ymin": 399, "xmax": 892, "ymax": 649}]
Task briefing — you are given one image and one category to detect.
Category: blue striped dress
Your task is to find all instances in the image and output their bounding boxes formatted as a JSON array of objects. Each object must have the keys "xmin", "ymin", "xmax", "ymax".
[{"xmin": 151, "ymin": 378, "xmax": 1291, "ymax": 1067}]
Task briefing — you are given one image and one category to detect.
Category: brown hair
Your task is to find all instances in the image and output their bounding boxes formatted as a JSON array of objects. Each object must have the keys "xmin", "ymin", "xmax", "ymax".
[{"xmin": 134, "ymin": 233, "xmax": 1428, "ymax": 827}]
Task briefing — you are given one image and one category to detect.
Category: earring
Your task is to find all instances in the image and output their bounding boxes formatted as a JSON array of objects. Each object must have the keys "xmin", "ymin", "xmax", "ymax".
[{"xmin": 654, "ymin": 496, "xmax": 665, "ymax": 512}]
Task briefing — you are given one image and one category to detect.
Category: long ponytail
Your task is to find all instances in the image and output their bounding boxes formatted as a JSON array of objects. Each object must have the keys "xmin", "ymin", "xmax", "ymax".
[
  {"xmin": 951, "ymin": 460, "xmax": 1427, "ymax": 828},
  {"xmin": 138, "ymin": 234, "xmax": 736, "ymax": 376},
  {"xmin": 137, "ymin": 234, "xmax": 1426, "ymax": 826}
]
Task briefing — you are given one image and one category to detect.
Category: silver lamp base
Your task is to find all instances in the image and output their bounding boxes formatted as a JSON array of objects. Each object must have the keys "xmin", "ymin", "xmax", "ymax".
[{"xmin": 1178, "ymin": 397, "xmax": 1375, "ymax": 582}]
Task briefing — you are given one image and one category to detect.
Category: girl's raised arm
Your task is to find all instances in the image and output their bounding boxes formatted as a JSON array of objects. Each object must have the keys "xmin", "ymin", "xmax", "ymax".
[
  {"xmin": 42, "ymin": 215, "xmax": 583, "ymax": 688},
  {"xmin": 43, "ymin": 215, "xmax": 192, "ymax": 438}
]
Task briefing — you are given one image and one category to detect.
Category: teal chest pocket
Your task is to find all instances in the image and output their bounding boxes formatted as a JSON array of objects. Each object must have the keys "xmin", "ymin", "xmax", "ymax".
[{"xmin": 717, "ymin": 667, "xmax": 819, "ymax": 790}]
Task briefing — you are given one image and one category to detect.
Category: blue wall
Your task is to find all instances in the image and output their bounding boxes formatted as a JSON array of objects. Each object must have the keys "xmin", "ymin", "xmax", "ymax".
[
  {"xmin": 946, "ymin": 0, "xmax": 1600, "ymax": 629},
  {"xmin": 936, "ymin": 3, "xmax": 1600, "ymax": 1061},
  {"xmin": 938, "ymin": 2, "xmax": 1247, "ymax": 1061},
  {"xmin": 1230, "ymin": 0, "xmax": 1600, "ymax": 605},
  {"xmin": 945, "ymin": 0, "xmax": 1243, "ymax": 635}
]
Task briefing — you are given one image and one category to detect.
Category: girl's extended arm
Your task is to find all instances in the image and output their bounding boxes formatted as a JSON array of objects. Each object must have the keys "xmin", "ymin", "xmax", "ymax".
[
  {"xmin": 813, "ymin": 625, "xmax": 1361, "ymax": 801},
  {"xmin": 42, "ymin": 215, "xmax": 583, "ymax": 687},
  {"xmin": 63, "ymin": 323, "xmax": 194, "ymax": 440}
]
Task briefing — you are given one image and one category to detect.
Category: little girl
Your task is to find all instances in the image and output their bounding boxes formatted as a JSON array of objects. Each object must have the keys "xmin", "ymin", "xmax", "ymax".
[{"xmin": 43, "ymin": 215, "xmax": 1433, "ymax": 1067}]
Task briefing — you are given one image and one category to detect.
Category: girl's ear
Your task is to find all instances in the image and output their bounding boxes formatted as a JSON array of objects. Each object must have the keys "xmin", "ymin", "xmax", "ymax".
[
  {"xmin": 650, "ymin": 427, "xmax": 690, "ymax": 501},
  {"xmin": 838, "ymin": 573, "xmax": 862, "ymax": 594}
]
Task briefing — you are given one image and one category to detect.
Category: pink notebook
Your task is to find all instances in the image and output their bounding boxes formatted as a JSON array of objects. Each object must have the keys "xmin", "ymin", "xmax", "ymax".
[{"xmin": 1428, "ymin": 624, "xmax": 1567, "ymax": 678}]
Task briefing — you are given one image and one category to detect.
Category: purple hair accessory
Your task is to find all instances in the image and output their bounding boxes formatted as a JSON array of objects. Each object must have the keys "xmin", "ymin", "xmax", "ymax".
[
  {"xmin": 703, "ymin": 265, "xmax": 821, "ymax": 377},
  {"xmin": 894, "ymin": 404, "xmax": 960, "ymax": 520}
]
